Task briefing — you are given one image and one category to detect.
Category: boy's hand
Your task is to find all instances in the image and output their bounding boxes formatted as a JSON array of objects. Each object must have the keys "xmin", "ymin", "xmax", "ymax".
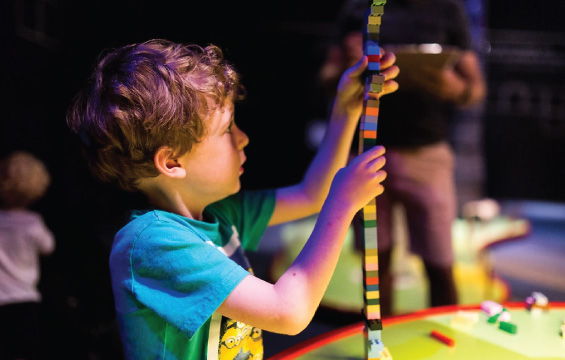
[
  {"xmin": 327, "ymin": 145, "xmax": 387, "ymax": 213},
  {"xmin": 334, "ymin": 50, "xmax": 399, "ymax": 120}
]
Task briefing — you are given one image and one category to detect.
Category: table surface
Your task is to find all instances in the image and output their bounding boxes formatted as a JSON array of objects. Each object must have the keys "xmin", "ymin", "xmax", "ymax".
[{"xmin": 268, "ymin": 302, "xmax": 565, "ymax": 360}]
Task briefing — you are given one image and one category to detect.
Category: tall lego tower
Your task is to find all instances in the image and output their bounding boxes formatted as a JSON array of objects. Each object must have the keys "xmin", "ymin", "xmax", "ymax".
[{"xmin": 359, "ymin": 1, "xmax": 391, "ymax": 359}]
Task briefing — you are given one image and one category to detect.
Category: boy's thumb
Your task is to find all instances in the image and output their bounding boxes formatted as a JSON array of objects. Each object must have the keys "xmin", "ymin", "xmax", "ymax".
[{"xmin": 347, "ymin": 56, "xmax": 368, "ymax": 78}]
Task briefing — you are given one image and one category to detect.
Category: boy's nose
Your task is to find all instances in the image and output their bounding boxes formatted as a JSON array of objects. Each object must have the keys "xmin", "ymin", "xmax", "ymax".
[{"xmin": 235, "ymin": 126, "xmax": 249, "ymax": 149}]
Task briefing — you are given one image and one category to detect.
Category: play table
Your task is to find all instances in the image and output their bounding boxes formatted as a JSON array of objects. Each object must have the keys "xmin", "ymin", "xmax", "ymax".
[{"xmin": 268, "ymin": 302, "xmax": 565, "ymax": 360}]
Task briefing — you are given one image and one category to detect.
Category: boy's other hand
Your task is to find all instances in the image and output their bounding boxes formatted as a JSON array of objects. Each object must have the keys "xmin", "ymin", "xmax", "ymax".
[
  {"xmin": 334, "ymin": 51, "xmax": 399, "ymax": 120},
  {"xmin": 327, "ymin": 145, "xmax": 387, "ymax": 213}
]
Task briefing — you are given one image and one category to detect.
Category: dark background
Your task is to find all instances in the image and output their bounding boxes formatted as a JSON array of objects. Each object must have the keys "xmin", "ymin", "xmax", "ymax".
[{"xmin": 1, "ymin": 1, "xmax": 563, "ymax": 358}]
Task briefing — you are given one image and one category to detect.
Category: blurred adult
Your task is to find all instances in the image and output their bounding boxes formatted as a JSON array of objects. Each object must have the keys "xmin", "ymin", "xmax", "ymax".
[{"xmin": 319, "ymin": 0, "xmax": 486, "ymax": 315}]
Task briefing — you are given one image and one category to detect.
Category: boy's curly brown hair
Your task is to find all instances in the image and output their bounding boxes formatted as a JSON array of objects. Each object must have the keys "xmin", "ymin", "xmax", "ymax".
[{"xmin": 67, "ymin": 39, "xmax": 242, "ymax": 191}]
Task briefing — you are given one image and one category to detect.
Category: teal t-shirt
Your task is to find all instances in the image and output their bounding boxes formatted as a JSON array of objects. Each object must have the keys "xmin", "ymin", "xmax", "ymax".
[{"xmin": 110, "ymin": 189, "xmax": 276, "ymax": 360}]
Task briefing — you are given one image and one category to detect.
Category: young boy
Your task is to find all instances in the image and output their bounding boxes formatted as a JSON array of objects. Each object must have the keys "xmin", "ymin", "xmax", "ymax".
[{"xmin": 66, "ymin": 39, "xmax": 398, "ymax": 360}]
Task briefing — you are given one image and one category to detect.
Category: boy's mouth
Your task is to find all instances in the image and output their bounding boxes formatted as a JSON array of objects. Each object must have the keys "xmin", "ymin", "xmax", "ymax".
[{"xmin": 239, "ymin": 157, "xmax": 246, "ymax": 175}]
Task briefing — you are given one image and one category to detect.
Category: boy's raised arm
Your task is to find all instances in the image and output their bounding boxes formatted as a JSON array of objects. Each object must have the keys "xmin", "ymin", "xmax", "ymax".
[
  {"xmin": 219, "ymin": 145, "xmax": 386, "ymax": 334},
  {"xmin": 268, "ymin": 52, "xmax": 398, "ymax": 225}
]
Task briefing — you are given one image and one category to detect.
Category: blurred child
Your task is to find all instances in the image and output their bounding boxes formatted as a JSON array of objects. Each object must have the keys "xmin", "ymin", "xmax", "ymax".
[
  {"xmin": 0, "ymin": 151, "xmax": 55, "ymax": 360},
  {"xmin": 67, "ymin": 39, "xmax": 398, "ymax": 359}
]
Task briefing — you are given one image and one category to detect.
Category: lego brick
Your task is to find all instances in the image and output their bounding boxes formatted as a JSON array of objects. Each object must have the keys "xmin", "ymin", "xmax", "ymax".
[
  {"xmin": 499, "ymin": 309, "xmax": 511, "ymax": 322},
  {"xmin": 379, "ymin": 347, "xmax": 393, "ymax": 360},
  {"xmin": 363, "ymin": 260, "xmax": 379, "ymax": 272},
  {"xmin": 365, "ymin": 297, "xmax": 380, "ymax": 306},
  {"xmin": 362, "ymin": 130, "xmax": 378, "ymax": 139},
  {"xmin": 364, "ymin": 317, "xmax": 383, "ymax": 331},
  {"xmin": 450, "ymin": 310, "xmax": 478, "ymax": 327},
  {"xmin": 362, "ymin": 230, "xmax": 377, "ymax": 245},
  {"xmin": 365, "ymin": 290, "xmax": 380, "ymax": 299},
  {"xmin": 430, "ymin": 330, "xmax": 455, "ymax": 347},
  {"xmin": 532, "ymin": 291, "xmax": 548, "ymax": 306},
  {"xmin": 363, "ymin": 270, "xmax": 379, "ymax": 279},
  {"xmin": 481, "ymin": 300, "xmax": 503, "ymax": 316},
  {"xmin": 363, "ymin": 228, "xmax": 377, "ymax": 244},
  {"xmin": 368, "ymin": 15, "xmax": 382, "ymax": 26},
  {"xmin": 367, "ymin": 338, "xmax": 384, "ymax": 358},
  {"xmin": 361, "ymin": 121, "xmax": 378, "ymax": 131},
  {"xmin": 370, "ymin": 83, "xmax": 383, "ymax": 93},
  {"xmin": 499, "ymin": 321, "xmax": 517, "ymax": 334},
  {"xmin": 365, "ymin": 30, "xmax": 380, "ymax": 41},
  {"xmin": 364, "ymin": 41, "xmax": 380, "ymax": 55},
  {"xmin": 367, "ymin": 24, "xmax": 381, "ymax": 35},
  {"xmin": 367, "ymin": 61, "xmax": 381, "ymax": 71},
  {"xmin": 362, "ymin": 227, "xmax": 378, "ymax": 241},
  {"xmin": 363, "ymin": 326, "xmax": 382, "ymax": 341},
  {"xmin": 364, "ymin": 276, "xmax": 379, "ymax": 286},
  {"xmin": 363, "ymin": 204, "xmax": 377, "ymax": 214},
  {"xmin": 367, "ymin": 54, "xmax": 381, "ymax": 63},
  {"xmin": 363, "ymin": 138, "xmax": 377, "ymax": 149},
  {"xmin": 366, "ymin": 311, "xmax": 381, "ymax": 320},
  {"xmin": 362, "ymin": 114, "xmax": 379, "ymax": 124},
  {"xmin": 371, "ymin": 4, "xmax": 385, "ymax": 16},
  {"xmin": 363, "ymin": 210, "xmax": 377, "ymax": 221},
  {"xmin": 372, "ymin": 74, "xmax": 385, "ymax": 84},
  {"xmin": 366, "ymin": 99, "xmax": 380, "ymax": 107},
  {"xmin": 366, "ymin": 304, "xmax": 381, "ymax": 315},
  {"xmin": 364, "ymin": 106, "xmax": 380, "ymax": 116},
  {"xmin": 364, "ymin": 284, "xmax": 379, "ymax": 291},
  {"xmin": 487, "ymin": 313, "xmax": 500, "ymax": 324},
  {"xmin": 363, "ymin": 235, "xmax": 378, "ymax": 250}
]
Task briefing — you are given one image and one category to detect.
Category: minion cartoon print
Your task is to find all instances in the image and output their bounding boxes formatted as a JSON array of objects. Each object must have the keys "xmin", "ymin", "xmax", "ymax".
[{"xmin": 211, "ymin": 226, "xmax": 263, "ymax": 360}]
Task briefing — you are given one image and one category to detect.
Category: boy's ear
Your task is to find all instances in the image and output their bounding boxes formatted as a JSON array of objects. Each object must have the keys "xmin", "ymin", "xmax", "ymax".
[{"xmin": 153, "ymin": 146, "xmax": 186, "ymax": 179}]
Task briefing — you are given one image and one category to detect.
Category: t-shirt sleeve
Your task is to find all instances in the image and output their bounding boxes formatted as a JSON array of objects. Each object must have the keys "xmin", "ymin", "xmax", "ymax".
[
  {"xmin": 211, "ymin": 189, "xmax": 276, "ymax": 252},
  {"xmin": 30, "ymin": 214, "xmax": 55, "ymax": 255},
  {"xmin": 129, "ymin": 220, "xmax": 250, "ymax": 336}
]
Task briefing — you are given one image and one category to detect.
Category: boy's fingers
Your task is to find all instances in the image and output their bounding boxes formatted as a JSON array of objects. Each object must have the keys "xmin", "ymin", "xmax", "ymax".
[
  {"xmin": 381, "ymin": 63, "xmax": 400, "ymax": 81},
  {"xmin": 360, "ymin": 145, "xmax": 386, "ymax": 162},
  {"xmin": 376, "ymin": 80, "xmax": 399, "ymax": 98},
  {"xmin": 380, "ymin": 51, "xmax": 397, "ymax": 69}
]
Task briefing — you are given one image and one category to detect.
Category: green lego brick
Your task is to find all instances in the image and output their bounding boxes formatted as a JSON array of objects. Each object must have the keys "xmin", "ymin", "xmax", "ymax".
[{"xmin": 499, "ymin": 321, "xmax": 518, "ymax": 334}]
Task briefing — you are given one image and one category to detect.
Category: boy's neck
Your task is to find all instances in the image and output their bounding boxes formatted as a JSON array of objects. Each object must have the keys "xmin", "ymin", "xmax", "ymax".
[{"xmin": 140, "ymin": 182, "xmax": 206, "ymax": 221}]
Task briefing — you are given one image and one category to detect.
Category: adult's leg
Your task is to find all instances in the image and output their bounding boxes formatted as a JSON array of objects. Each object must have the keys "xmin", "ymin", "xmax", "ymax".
[
  {"xmin": 423, "ymin": 261, "xmax": 457, "ymax": 307},
  {"xmin": 388, "ymin": 143, "xmax": 458, "ymax": 307}
]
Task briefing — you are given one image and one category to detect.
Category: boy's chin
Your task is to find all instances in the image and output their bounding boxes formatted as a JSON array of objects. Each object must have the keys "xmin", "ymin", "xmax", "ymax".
[{"xmin": 226, "ymin": 182, "xmax": 241, "ymax": 196}]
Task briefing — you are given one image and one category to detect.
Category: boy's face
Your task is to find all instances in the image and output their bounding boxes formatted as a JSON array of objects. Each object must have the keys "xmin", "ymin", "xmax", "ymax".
[{"xmin": 177, "ymin": 100, "xmax": 249, "ymax": 203}]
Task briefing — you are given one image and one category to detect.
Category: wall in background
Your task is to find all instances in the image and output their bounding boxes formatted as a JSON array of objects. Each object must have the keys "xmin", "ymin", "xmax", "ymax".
[{"xmin": 484, "ymin": 0, "xmax": 565, "ymax": 202}]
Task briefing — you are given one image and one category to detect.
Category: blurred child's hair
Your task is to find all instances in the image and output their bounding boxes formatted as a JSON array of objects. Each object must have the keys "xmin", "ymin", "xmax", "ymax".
[
  {"xmin": 66, "ymin": 39, "xmax": 242, "ymax": 191},
  {"xmin": 0, "ymin": 151, "xmax": 51, "ymax": 208}
]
